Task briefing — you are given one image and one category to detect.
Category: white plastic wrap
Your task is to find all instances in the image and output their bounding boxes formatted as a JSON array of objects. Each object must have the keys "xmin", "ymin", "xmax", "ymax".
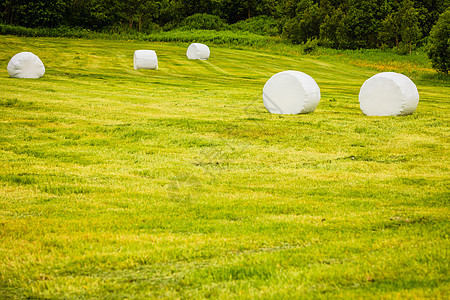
[
  {"xmin": 359, "ymin": 72, "xmax": 419, "ymax": 116},
  {"xmin": 262, "ymin": 70, "xmax": 321, "ymax": 114},
  {"xmin": 186, "ymin": 43, "xmax": 210, "ymax": 60},
  {"xmin": 7, "ymin": 52, "xmax": 45, "ymax": 78},
  {"xmin": 134, "ymin": 50, "xmax": 158, "ymax": 70}
]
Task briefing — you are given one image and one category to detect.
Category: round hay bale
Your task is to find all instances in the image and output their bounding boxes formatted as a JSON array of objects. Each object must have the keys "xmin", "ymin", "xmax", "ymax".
[
  {"xmin": 359, "ymin": 72, "xmax": 419, "ymax": 116},
  {"xmin": 187, "ymin": 43, "xmax": 210, "ymax": 60},
  {"xmin": 7, "ymin": 52, "xmax": 45, "ymax": 79},
  {"xmin": 262, "ymin": 70, "xmax": 321, "ymax": 114},
  {"xmin": 134, "ymin": 50, "xmax": 158, "ymax": 70}
]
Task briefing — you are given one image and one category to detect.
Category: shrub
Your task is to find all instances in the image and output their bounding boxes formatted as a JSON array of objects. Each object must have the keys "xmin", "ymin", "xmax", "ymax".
[
  {"xmin": 231, "ymin": 16, "xmax": 280, "ymax": 36},
  {"xmin": 428, "ymin": 9, "xmax": 450, "ymax": 74},
  {"xmin": 179, "ymin": 13, "xmax": 228, "ymax": 31},
  {"xmin": 0, "ymin": 24, "xmax": 95, "ymax": 38},
  {"xmin": 302, "ymin": 38, "xmax": 319, "ymax": 54},
  {"xmin": 0, "ymin": 24, "xmax": 282, "ymax": 47}
]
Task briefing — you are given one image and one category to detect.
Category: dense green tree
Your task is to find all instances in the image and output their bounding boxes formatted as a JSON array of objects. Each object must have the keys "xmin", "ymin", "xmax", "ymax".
[
  {"xmin": 282, "ymin": 2, "xmax": 322, "ymax": 44},
  {"xmin": 0, "ymin": 0, "xmax": 447, "ymax": 54},
  {"xmin": 120, "ymin": 0, "xmax": 158, "ymax": 31},
  {"xmin": 379, "ymin": 0, "xmax": 421, "ymax": 53},
  {"xmin": 1, "ymin": 0, "xmax": 16, "ymax": 24},
  {"xmin": 320, "ymin": 8, "xmax": 345, "ymax": 48},
  {"xmin": 398, "ymin": 0, "xmax": 421, "ymax": 53},
  {"xmin": 216, "ymin": 0, "xmax": 279, "ymax": 23},
  {"xmin": 281, "ymin": 0, "xmax": 322, "ymax": 44},
  {"xmin": 64, "ymin": 0, "xmax": 122, "ymax": 30},
  {"xmin": 428, "ymin": 8, "xmax": 450, "ymax": 73},
  {"xmin": 338, "ymin": 1, "xmax": 379, "ymax": 49},
  {"xmin": 416, "ymin": 0, "xmax": 450, "ymax": 39},
  {"xmin": 379, "ymin": 12, "xmax": 400, "ymax": 48},
  {"xmin": 318, "ymin": 0, "xmax": 385, "ymax": 49},
  {"xmin": 1, "ymin": 0, "xmax": 67, "ymax": 27}
]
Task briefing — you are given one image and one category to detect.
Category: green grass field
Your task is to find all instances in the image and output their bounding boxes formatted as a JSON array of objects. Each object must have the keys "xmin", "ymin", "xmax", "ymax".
[{"xmin": 0, "ymin": 35, "xmax": 449, "ymax": 298}]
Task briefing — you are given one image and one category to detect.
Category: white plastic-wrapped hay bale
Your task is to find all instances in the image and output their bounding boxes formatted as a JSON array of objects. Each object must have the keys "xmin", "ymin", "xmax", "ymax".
[
  {"xmin": 7, "ymin": 52, "xmax": 45, "ymax": 78},
  {"xmin": 186, "ymin": 43, "xmax": 210, "ymax": 60},
  {"xmin": 262, "ymin": 70, "xmax": 321, "ymax": 114},
  {"xmin": 359, "ymin": 72, "xmax": 419, "ymax": 116},
  {"xmin": 134, "ymin": 50, "xmax": 158, "ymax": 70}
]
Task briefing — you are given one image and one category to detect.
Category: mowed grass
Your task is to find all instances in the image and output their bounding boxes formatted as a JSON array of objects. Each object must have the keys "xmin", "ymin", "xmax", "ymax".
[{"xmin": 0, "ymin": 35, "xmax": 449, "ymax": 298}]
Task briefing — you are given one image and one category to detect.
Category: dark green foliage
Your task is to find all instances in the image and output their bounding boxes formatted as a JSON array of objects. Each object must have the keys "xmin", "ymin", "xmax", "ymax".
[
  {"xmin": 379, "ymin": 13, "xmax": 400, "ymax": 48},
  {"xmin": 416, "ymin": 0, "xmax": 450, "ymax": 39},
  {"xmin": 65, "ymin": 0, "xmax": 120, "ymax": 30},
  {"xmin": 180, "ymin": 13, "xmax": 228, "ymax": 31},
  {"xmin": 282, "ymin": 0, "xmax": 448, "ymax": 50},
  {"xmin": 316, "ymin": 0, "xmax": 385, "ymax": 50},
  {"xmin": 428, "ymin": 9, "xmax": 450, "ymax": 74},
  {"xmin": 379, "ymin": 0, "xmax": 422, "ymax": 54},
  {"xmin": 397, "ymin": 0, "xmax": 421, "ymax": 54},
  {"xmin": 319, "ymin": 8, "xmax": 345, "ymax": 48},
  {"xmin": 218, "ymin": 0, "xmax": 278, "ymax": 24},
  {"xmin": 282, "ymin": 3, "xmax": 323, "ymax": 44},
  {"xmin": 2, "ymin": 0, "xmax": 67, "ymax": 28},
  {"xmin": 0, "ymin": 24, "xmax": 279, "ymax": 47},
  {"xmin": 0, "ymin": 0, "xmax": 449, "ymax": 53},
  {"xmin": 231, "ymin": 15, "xmax": 280, "ymax": 36}
]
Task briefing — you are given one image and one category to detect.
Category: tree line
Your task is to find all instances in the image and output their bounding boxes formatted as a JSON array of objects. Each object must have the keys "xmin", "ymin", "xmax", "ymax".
[{"xmin": 1, "ymin": 0, "xmax": 449, "ymax": 53}]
